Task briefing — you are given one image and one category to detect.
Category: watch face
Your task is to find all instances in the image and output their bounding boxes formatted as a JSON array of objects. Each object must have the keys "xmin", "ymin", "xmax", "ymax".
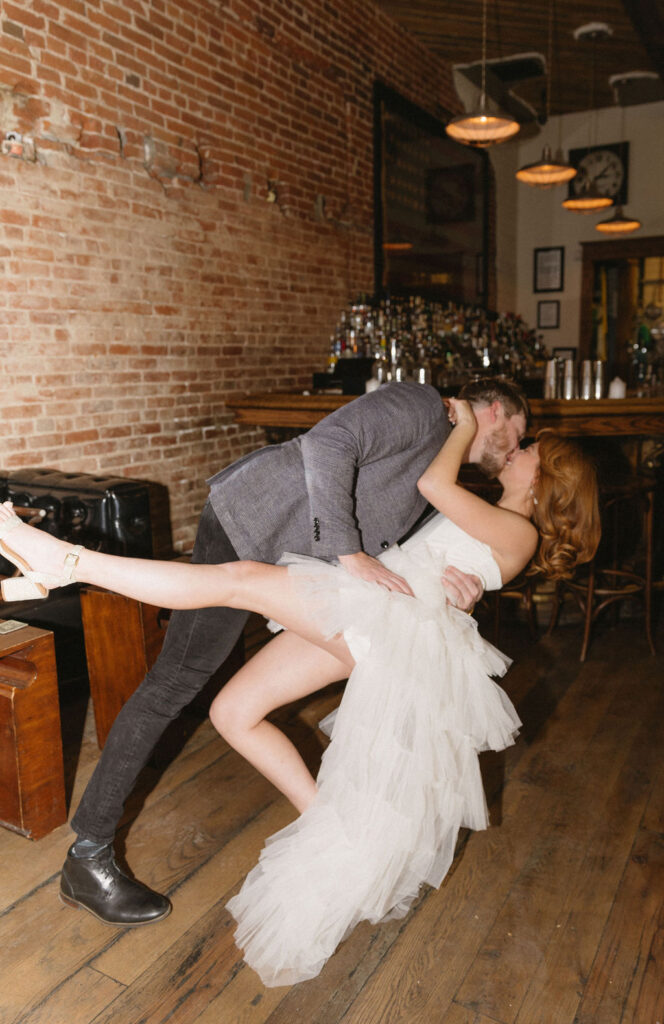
[{"xmin": 568, "ymin": 142, "xmax": 629, "ymax": 204}]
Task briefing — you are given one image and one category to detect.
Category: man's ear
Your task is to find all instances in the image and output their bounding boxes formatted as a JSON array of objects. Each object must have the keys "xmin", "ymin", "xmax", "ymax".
[{"xmin": 489, "ymin": 400, "xmax": 503, "ymax": 423}]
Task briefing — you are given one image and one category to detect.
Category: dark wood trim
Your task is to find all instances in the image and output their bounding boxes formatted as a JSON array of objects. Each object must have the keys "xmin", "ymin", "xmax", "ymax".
[{"xmin": 580, "ymin": 235, "xmax": 664, "ymax": 262}]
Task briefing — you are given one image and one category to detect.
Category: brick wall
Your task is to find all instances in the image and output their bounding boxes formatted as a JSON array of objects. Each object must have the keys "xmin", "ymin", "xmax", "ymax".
[{"xmin": 0, "ymin": 0, "xmax": 460, "ymax": 549}]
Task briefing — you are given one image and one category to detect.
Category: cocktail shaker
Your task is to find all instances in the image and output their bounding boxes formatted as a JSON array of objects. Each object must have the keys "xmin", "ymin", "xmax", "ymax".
[
  {"xmin": 562, "ymin": 359, "xmax": 576, "ymax": 400},
  {"xmin": 580, "ymin": 360, "xmax": 593, "ymax": 400},
  {"xmin": 544, "ymin": 359, "xmax": 558, "ymax": 399}
]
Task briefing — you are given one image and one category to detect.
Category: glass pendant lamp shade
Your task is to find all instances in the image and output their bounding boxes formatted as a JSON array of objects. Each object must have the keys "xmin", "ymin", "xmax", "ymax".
[
  {"xmin": 446, "ymin": 106, "xmax": 520, "ymax": 147},
  {"xmin": 516, "ymin": 145, "xmax": 577, "ymax": 187},
  {"xmin": 595, "ymin": 206, "xmax": 642, "ymax": 233},
  {"xmin": 561, "ymin": 187, "xmax": 614, "ymax": 213}
]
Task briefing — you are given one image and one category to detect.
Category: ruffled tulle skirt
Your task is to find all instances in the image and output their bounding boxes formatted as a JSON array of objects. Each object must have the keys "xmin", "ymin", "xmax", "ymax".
[{"xmin": 226, "ymin": 550, "xmax": 520, "ymax": 987}]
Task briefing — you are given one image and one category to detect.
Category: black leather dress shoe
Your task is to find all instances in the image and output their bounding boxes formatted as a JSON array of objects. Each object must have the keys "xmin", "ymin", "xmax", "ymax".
[{"xmin": 60, "ymin": 844, "xmax": 172, "ymax": 926}]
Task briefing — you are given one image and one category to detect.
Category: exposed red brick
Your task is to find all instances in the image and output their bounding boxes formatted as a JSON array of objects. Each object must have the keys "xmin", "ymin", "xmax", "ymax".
[{"xmin": 0, "ymin": 0, "xmax": 461, "ymax": 547}]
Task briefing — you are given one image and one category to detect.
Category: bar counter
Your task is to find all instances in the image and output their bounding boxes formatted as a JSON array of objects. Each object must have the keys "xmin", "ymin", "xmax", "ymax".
[{"xmin": 227, "ymin": 392, "xmax": 664, "ymax": 438}]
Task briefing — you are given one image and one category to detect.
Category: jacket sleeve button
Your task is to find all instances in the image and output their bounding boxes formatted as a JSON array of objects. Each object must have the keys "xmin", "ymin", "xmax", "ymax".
[{"xmin": 380, "ymin": 540, "xmax": 389, "ymax": 549}]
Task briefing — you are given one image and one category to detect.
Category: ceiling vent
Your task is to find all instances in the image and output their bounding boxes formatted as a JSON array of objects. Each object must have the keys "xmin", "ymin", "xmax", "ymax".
[
  {"xmin": 454, "ymin": 52, "xmax": 545, "ymax": 88},
  {"xmin": 609, "ymin": 71, "xmax": 664, "ymax": 106},
  {"xmin": 484, "ymin": 53, "xmax": 546, "ymax": 83}
]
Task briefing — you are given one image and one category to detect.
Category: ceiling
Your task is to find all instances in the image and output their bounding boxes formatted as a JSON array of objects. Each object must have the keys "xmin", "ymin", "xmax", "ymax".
[{"xmin": 375, "ymin": 0, "xmax": 664, "ymax": 121}]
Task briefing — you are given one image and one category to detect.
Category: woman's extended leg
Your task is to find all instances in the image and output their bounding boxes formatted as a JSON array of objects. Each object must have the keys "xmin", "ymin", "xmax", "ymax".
[
  {"xmin": 210, "ymin": 629, "xmax": 352, "ymax": 812},
  {"xmin": 0, "ymin": 503, "xmax": 357, "ymax": 811},
  {"xmin": 0, "ymin": 503, "xmax": 349, "ymax": 658}
]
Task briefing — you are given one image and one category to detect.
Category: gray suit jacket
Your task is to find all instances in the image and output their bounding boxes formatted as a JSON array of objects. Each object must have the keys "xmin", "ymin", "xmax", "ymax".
[{"xmin": 208, "ymin": 381, "xmax": 450, "ymax": 563}]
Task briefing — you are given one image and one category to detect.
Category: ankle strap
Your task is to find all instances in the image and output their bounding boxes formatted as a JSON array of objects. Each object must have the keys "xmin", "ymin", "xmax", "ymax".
[{"xmin": 63, "ymin": 545, "xmax": 82, "ymax": 583}]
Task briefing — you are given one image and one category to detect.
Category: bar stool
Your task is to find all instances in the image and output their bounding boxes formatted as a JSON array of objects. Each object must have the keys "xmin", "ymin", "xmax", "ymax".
[
  {"xmin": 459, "ymin": 472, "xmax": 540, "ymax": 646},
  {"xmin": 546, "ymin": 475, "xmax": 656, "ymax": 662},
  {"xmin": 487, "ymin": 570, "xmax": 538, "ymax": 646}
]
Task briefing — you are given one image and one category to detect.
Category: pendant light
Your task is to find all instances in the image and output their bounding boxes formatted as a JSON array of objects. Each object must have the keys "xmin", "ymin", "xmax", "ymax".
[
  {"xmin": 594, "ymin": 101, "xmax": 642, "ymax": 233},
  {"xmin": 562, "ymin": 24, "xmax": 615, "ymax": 214},
  {"xmin": 562, "ymin": 189, "xmax": 613, "ymax": 213},
  {"xmin": 595, "ymin": 206, "xmax": 642, "ymax": 234},
  {"xmin": 517, "ymin": 145, "xmax": 577, "ymax": 187},
  {"xmin": 445, "ymin": 0, "xmax": 520, "ymax": 148},
  {"xmin": 516, "ymin": 0, "xmax": 576, "ymax": 187}
]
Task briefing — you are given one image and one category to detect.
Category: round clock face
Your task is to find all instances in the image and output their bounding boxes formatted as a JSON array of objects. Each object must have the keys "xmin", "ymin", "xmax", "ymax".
[{"xmin": 573, "ymin": 149, "xmax": 625, "ymax": 198}]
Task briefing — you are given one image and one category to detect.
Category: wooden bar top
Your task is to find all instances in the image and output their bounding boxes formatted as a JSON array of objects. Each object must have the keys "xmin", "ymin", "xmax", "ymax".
[{"xmin": 227, "ymin": 391, "xmax": 664, "ymax": 437}]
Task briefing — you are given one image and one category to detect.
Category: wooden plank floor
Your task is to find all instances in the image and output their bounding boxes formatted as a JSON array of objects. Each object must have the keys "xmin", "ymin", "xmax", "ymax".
[{"xmin": 1, "ymin": 610, "xmax": 663, "ymax": 1024}]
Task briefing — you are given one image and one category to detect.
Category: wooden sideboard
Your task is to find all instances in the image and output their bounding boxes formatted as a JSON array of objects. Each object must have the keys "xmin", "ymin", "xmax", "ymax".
[
  {"xmin": 226, "ymin": 392, "xmax": 664, "ymax": 439},
  {"xmin": 0, "ymin": 623, "xmax": 66, "ymax": 840}
]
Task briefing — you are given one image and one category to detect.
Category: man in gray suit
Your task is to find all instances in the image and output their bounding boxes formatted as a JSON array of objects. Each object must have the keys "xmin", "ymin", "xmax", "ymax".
[{"xmin": 60, "ymin": 378, "xmax": 528, "ymax": 925}]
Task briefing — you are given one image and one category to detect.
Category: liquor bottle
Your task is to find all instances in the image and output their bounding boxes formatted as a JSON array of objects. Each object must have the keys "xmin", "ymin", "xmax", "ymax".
[
  {"xmin": 327, "ymin": 336, "xmax": 338, "ymax": 373},
  {"xmin": 413, "ymin": 348, "xmax": 432, "ymax": 385},
  {"xmin": 324, "ymin": 294, "xmax": 550, "ymax": 391}
]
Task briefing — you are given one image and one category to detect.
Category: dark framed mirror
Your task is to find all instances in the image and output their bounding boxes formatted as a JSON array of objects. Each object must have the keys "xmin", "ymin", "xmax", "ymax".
[{"xmin": 373, "ymin": 82, "xmax": 489, "ymax": 303}]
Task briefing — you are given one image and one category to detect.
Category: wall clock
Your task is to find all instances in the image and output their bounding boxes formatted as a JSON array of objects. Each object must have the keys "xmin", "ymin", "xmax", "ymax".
[{"xmin": 567, "ymin": 142, "xmax": 629, "ymax": 205}]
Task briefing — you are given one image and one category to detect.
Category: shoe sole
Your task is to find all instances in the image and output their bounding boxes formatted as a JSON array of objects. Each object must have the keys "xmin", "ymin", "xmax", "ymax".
[{"xmin": 59, "ymin": 891, "xmax": 172, "ymax": 927}]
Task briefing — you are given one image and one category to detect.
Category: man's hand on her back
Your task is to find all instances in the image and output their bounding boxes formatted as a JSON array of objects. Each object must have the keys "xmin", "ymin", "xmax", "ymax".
[{"xmin": 338, "ymin": 552, "xmax": 415, "ymax": 596}]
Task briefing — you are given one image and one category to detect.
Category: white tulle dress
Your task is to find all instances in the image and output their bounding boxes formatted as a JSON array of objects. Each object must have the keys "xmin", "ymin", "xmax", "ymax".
[{"xmin": 226, "ymin": 513, "xmax": 521, "ymax": 987}]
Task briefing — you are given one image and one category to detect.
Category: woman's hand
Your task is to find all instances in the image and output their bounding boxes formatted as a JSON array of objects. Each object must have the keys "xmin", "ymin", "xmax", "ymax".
[
  {"xmin": 338, "ymin": 552, "xmax": 415, "ymax": 596},
  {"xmin": 440, "ymin": 566, "xmax": 484, "ymax": 612},
  {"xmin": 446, "ymin": 398, "xmax": 477, "ymax": 432}
]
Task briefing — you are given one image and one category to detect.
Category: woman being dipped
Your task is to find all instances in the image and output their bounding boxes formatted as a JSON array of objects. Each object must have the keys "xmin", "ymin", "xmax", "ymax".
[{"xmin": 0, "ymin": 401, "xmax": 600, "ymax": 986}]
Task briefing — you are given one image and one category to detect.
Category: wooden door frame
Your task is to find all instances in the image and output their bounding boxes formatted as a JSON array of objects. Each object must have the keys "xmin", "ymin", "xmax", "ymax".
[{"xmin": 579, "ymin": 235, "xmax": 664, "ymax": 362}]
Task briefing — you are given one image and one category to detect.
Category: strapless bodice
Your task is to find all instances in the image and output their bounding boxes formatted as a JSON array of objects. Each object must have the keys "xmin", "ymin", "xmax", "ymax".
[{"xmin": 396, "ymin": 512, "xmax": 503, "ymax": 592}]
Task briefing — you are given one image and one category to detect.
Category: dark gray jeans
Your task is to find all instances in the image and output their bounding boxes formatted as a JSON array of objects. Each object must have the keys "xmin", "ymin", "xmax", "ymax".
[{"xmin": 72, "ymin": 501, "xmax": 250, "ymax": 845}]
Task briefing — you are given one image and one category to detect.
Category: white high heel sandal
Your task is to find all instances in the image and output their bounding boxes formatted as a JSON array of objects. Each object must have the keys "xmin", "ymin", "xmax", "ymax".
[{"xmin": 0, "ymin": 513, "xmax": 82, "ymax": 601}]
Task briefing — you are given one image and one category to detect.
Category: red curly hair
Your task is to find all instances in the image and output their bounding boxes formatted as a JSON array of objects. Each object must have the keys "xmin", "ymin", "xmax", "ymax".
[{"xmin": 528, "ymin": 430, "xmax": 601, "ymax": 581}]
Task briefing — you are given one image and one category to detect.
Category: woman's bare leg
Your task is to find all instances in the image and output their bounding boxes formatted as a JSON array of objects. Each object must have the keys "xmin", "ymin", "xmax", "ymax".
[
  {"xmin": 0, "ymin": 503, "xmax": 346, "ymax": 654},
  {"xmin": 0, "ymin": 504, "xmax": 358, "ymax": 811},
  {"xmin": 210, "ymin": 629, "xmax": 353, "ymax": 812}
]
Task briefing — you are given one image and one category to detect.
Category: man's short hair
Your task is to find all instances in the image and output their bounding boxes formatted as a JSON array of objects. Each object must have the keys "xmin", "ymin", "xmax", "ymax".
[{"xmin": 458, "ymin": 378, "xmax": 530, "ymax": 422}]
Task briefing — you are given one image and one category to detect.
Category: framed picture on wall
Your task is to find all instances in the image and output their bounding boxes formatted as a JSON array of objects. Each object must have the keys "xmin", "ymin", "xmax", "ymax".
[
  {"xmin": 537, "ymin": 300, "xmax": 560, "ymax": 329},
  {"xmin": 534, "ymin": 246, "xmax": 564, "ymax": 293}
]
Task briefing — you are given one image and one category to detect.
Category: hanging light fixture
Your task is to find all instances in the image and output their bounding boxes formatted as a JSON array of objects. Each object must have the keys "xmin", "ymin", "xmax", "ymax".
[
  {"xmin": 562, "ymin": 23, "xmax": 615, "ymax": 214},
  {"xmin": 562, "ymin": 188, "xmax": 614, "ymax": 212},
  {"xmin": 595, "ymin": 206, "xmax": 642, "ymax": 234},
  {"xmin": 516, "ymin": 0, "xmax": 576, "ymax": 187},
  {"xmin": 593, "ymin": 97, "xmax": 643, "ymax": 234},
  {"xmin": 445, "ymin": 0, "xmax": 520, "ymax": 147},
  {"xmin": 517, "ymin": 145, "xmax": 577, "ymax": 187}
]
